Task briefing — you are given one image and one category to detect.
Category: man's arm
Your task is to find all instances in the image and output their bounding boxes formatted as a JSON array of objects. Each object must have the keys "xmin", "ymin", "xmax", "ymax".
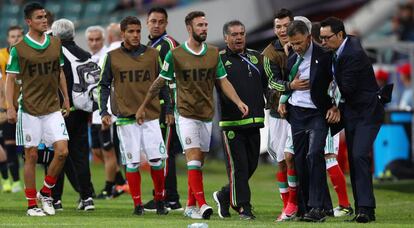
[
  {"xmin": 216, "ymin": 77, "xmax": 248, "ymax": 117},
  {"xmin": 136, "ymin": 76, "xmax": 168, "ymax": 124},
  {"xmin": 58, "ymin": 68, "xmax": 70, "ymax": 117},
  {"xmin": 5, "ymin": 73, "xmax": 16, "ymax": 123},
  {"xmin": 98, "ymin": 54, "xmax": 114, "ymax": 127}
]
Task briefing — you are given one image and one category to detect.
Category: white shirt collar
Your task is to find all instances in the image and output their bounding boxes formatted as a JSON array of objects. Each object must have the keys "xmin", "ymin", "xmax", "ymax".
[
  {"xmin": 336, "ymin": 37, "xmax": 348, "ymax": 57},
  {"xmin": 184, "ymin": 41, "xmax": 206, "ymax": 55},
  {"xmin": 26, "ymin": 33, "xmax": 47, "ymax": 46}
]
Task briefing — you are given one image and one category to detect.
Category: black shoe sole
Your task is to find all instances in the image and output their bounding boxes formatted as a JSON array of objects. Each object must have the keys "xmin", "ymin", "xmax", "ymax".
[
  {"xmin": 202, "ymin": 208, "xmax": 213, "ymax": 219},
  {"xmin": 303, "ymin": 216, "xmax": 326, "ymax": 222}
]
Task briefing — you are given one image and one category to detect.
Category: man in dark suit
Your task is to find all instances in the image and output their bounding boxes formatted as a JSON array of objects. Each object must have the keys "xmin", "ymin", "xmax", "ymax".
[
  {"xmin": 278, "ymin": 20, "xmax": 340, "ymax": 222},
  {"xmin": 320, "ymin": 17, "xmax": 384, "ymax": 223}
]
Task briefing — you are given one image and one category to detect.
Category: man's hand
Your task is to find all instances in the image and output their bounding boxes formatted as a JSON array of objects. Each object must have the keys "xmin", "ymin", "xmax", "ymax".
[
  {"xmin": 135, "ymin": 106, "xmax": 145, "ymax": 125},
  {"xmin": 237, "ymin": 102, "xmax": 249, "ymax": 118},
  {"xmin": 289, "ymin": 74, "xmax": 309, "ymax": 90},
  {"xmin": 101, "ymin": 115, "xmax": 112, "ymax": 130},
  {"xmin": 326, "ymin": 106, "xmax": 340, "ymax": 123},
  {"xmin": 7, "ymin": 107, "xmax": 16, "ymax": 124},
  {"xmin": 278, "ymin": 103, "xmax": 287, "ymax": 118},
  {"xmin": 166, "ymin": 114, "xmax": 175, "ymax": 126},
  {"xmin": 62, "ymin": 98, "xmax": 70, "ymax": 118},
  {"xmin": 283, "ymin": 42, "xmax": 291, "ymax": 56}
]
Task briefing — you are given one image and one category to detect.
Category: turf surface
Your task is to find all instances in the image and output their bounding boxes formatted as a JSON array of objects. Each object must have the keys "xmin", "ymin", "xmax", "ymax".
[{"xmin": 1, "ymin": 157, "xmax": 413, "ymax": 227}]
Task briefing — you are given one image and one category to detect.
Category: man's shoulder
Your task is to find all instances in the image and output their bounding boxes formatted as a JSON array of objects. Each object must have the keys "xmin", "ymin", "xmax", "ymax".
[{"xmin": 63, "ymin": 42, "xmax": 91, "ymax": 60}]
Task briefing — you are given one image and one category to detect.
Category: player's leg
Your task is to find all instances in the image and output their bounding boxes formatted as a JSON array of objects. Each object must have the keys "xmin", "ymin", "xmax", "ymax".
[
  {"xmin": 325, "ymin": 132, "xmax": 353, "ymax": 217},
  {"xmin": 117, "ymin": 123, "xmax": 143, "ymax": 215},
  {"xmin": 143, "ymin": 119, "xmax": 169, "ymax": 215}
]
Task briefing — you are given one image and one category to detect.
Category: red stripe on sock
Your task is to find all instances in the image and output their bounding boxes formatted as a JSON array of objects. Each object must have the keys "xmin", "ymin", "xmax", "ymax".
[
  {"xmin": 188, "ymin": 169, "xmax": 207, "ymax": 207},
  {"xmin": 25, "ymin": 188, "xmax": 37, "ymax": 208},
  {"xmin": 276, "ymin": 171, "xmax": 289, "ymax": 209},
  {"xmin": 150, "ymin": 168, "xmax": 165, "ymax": 201},
  {"xmin": 41, "ymin": 175, "xmax": 56, "ymax": 196},
  {"xmin": 327, "ymin": 164, "xmax": 350, "ymax": 207},
  {"xmin": 126, "ymin": 171, "xmax": 142, "ymax": 206}
]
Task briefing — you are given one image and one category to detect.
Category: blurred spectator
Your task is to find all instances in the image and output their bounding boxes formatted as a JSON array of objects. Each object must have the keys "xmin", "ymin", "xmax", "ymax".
[
  {"xmin": 311, "ymin": 22, "xmax": 322, "ymax": 46},
  {"xmin": 398, "ymin": 63, "xmax": 412, "ymax": 110},
  {"xmin": 392, "ymin": 3, "xmax": 414, "ymax": 41},
  {"xmin": 375, "ymin": 69, "xmax": 390, "ymax": 88}
]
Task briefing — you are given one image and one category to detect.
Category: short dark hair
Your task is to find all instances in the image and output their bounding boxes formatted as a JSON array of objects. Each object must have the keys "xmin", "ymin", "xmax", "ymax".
[
  {"xmin": 320, "ymin": 17, "xmax": 347, "ymax": 37},
  {"xmin": 274, "ymin": 8, "xmax": 293, "ymax": 21},
  {"xmin": 185, "ymin": 11, "xmax": 205, "ymax": 26},
  {"xmin": 311, "ymin": 22, "xmax": 321, "ymax": 43},
  {"xmin": 148, "ymin": 7, "xmax": 168, "ymax": 19},
  {"xmin": 24, "ymin": 2, "xmax": 44, "ymax": 19},
  {"xmin": 46, "ymin": 10, "xmax": 54, "ymax": 27},
  {"xmin": 287, "ymin": 20, "xmax": 309, "ymax": 37},
  {"xmin": 7, "ymin": 25, "xmax": 23, "ymax": 36},
  {"xmin": 120, "ymin": 16, "xmax": 141, "ymax": 31},
  {"xmin": 223, "ymin": 20, "xmax": 245, "ymax": 37}
]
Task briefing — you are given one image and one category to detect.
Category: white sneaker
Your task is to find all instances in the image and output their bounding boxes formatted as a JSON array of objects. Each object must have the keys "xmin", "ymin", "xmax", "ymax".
[
  {"xmin": 199, "ymin": 204, "xmax": 213, "ymax": 219},
  {"xmin": 37, "ymin": 192, "xmax": 55, "ymax": 215},
  {"xmin": 77, "ymin": 197, "xmax": 95, "ymax": 211},
  {"xmin": 27, "ymin": 207, "xmax": 47, "ymax": 217},
  {"xmin": 184, "ymin": 206, "xmax": 202, "ymax": 219}
]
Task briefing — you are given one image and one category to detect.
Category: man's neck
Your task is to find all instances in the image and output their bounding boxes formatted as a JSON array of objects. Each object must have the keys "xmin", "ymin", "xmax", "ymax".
[
  {"xmin": 28, "ymin": 30, "xmax": 45, "ymax": 43},
  {"xmin": 123, "ymin": 42, "xmax": 140, "ymax": 51},
  {"xmin": 187, "ymin": 37, "xmax": 203, "ymax": 53}
]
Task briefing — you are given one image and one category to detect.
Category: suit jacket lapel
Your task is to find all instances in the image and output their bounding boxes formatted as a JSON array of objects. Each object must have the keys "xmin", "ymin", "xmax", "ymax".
[{"xmin": 310, "ymin": 44, "xmax": 319, "ymax": 85}]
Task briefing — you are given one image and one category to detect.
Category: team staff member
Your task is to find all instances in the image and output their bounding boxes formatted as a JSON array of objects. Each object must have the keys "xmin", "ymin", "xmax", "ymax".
[
  {"xmin": 278, "ymin": 20, "xmax": 339, "ymax": 222},
  {"xmin": 6, "ymin": 2, "xmax": 70, "ymax": 216},
  {"xmin": 0, "ymin": 25, "xmax": 24, "ymax": 193},
  {"xmin": 136, "ymin": 11, "xmax": 248, "ymax": 220},
  {"xmin": 51, "ymin": 19, "xmax": 95, "ymax": 211},
  {"xmin": 212, "ymin": 20, "xmax": 269, "ymax": 220},
  {"xmin": 144, "ymin": 7, "xmax": 183, "ymax": 212},
  {"xmin": 320, "ymin": 17, "xmax": 384, "ymax": 223},
  {"xmin": 99, "ymin": 16, "xmax": 170, "ymax": 216}
]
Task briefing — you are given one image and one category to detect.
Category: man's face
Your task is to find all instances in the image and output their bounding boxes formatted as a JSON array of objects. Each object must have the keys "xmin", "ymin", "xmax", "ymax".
[
  {"xmin": 7, "ymin": 29, "xmax": 23, "ymax": 46},
  {"xmin": 274, "ymin": 17, "xmax": 291, "ymax": 44},
  {"xmin": 26, "ymin": 9, "xmax": 48, "ymax": 33},
  {"xmin": 122, "ymin": 24, "xmax": 141, "ymax": 48},
  {"xmin": 147, "ymin": 12, "xmax": 168, "ymax": 38},
  {"xmin": 320, "ymin": 26, "xmax": 342, "ymax": 51},
  {"xmin": 224, "ymin": 25, "xmax": 246, "ymax": 53},
  {"xmin": 188, "ymin": 16, "xmax": 208, "ymax": 43},
  {"xmin": 288, "ymin": 32, "xmax": 311, "ymax": 56},
  {"xmin": 87, "ymin": 30, "xmax": 105, "ymax": 54}
]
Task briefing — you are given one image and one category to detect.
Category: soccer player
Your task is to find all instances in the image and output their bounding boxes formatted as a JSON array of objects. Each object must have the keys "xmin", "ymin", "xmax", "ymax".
[
  {"xmin": 0, "ymin": 25, "xmax": 24, "ymax": 193},
  {"xmin": 262, "ymin": 9, "xmax": 302, "ymax": 221},
  {"xmin": 136, "ymin": 11, "xmax": 249, "ymax": 220},
  {"xmin": 143, "ymin": 7, "xmax": 183, "ymax": 212},
  {"xmin": 6, "ymin": 2, "xmax": 70, "ymax": 216},
  {"xmin": 99, "ymin": 16, "xmax": 169, "ymax": 216}
]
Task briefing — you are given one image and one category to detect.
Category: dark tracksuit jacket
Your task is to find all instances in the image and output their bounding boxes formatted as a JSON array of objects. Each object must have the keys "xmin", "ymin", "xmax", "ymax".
[{"xmin": 216, "ymin": 47, "xmax": 270, "ymax": 208}]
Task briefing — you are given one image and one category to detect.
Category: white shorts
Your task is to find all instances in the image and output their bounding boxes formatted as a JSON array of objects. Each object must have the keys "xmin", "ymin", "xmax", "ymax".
[
  {"xmin": 16, "ymin": 111, "xmax": 69, "ymax": 148},
  {"xmin": 176, "ymin": 115, "xmax": 212, "ymax": 152},
  {"xmin": 285, "ymin": 130, "xmax": 340, "ymax": 155},
  {"xmin": 117, "ymin": 119, "xmax": 167, "ymax": 165},
  {"xmin": 267, "ymin": 117, "xmax": 293, "ymax": 162}
]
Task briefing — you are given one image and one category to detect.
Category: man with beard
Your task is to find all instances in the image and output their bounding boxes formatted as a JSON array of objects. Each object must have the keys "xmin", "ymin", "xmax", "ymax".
[{"xmin": 136, "ymin": 11, "xmax": 248, "ymax": 220}]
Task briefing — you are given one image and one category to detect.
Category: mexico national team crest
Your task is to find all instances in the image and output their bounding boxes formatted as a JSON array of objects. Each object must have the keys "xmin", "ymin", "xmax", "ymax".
[
  {"xmin": 185, "ymin": 137, "xmax": 192, "ymax": 145},
  {"xmin": 249, "ymin": 55, "xmax": 258, "ymax": 64},
  {"xmin": 25, "ymin": 134, "xmax": 31, "ymax": 142},
  {"xmin": 227, "ymin": 131, "xmax": 235, "ymax": 140},
  {"xmin": 159, "ymin": 143, "xmax": 166, "ymax": 154},
  {"xmin": 127, "ymin": 152, "xmax": 132, "ymax": 160}
]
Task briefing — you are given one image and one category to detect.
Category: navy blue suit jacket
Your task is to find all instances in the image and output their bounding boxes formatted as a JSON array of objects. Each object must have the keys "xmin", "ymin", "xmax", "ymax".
[
  {"xmin": 286, "ymin": 42, "xmax": 334, "ymax": 115},
  {"xmin": 334, "ymin": 36, "xmax": 384, "ymax": 125}
]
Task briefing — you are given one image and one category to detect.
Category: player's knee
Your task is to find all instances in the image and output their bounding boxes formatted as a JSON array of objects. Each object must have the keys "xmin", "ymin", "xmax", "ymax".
[
  {"xmin": 25, "ymin": 150, "xmax": 38, "ymax": 162},
  {"xmin": 325, "ymin": 153, "xmax": 336, "ymax": 160},
  {"xmin": 278, "ymin": 161, "xmax": 287, "ymax": 172},
  {"xmin": 126, "ymin": 163, "xmax": 139, "ymax": 172},
  {"xmin": 54, "ymin": 146, "xmax": 69, "ymax": 160}
]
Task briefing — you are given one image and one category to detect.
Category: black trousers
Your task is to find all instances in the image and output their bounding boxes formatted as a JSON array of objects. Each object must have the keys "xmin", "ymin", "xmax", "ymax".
[
  {"xmin": 344, "ymin": 117, "xmax": 379, "ymax": 213},
  {"xmin": 52, "ymin": 110, "xmax": 93, "ymax": 200},
  {"xmin": 156, "ymin": 124, "xmax": 182, "ymax": 202},
  {"xmin": 288, "ymin": 105, "xmax": 331, "ymax": 213},
  {"xmin": 220, "ymin": 128, "xmax": 260, "ymax": 208}
]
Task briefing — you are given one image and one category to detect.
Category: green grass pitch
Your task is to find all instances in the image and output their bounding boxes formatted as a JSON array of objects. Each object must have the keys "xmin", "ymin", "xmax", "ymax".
[{"xmin": 1, "ymin": 157, "xmax": 413, "ymax": 227}]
